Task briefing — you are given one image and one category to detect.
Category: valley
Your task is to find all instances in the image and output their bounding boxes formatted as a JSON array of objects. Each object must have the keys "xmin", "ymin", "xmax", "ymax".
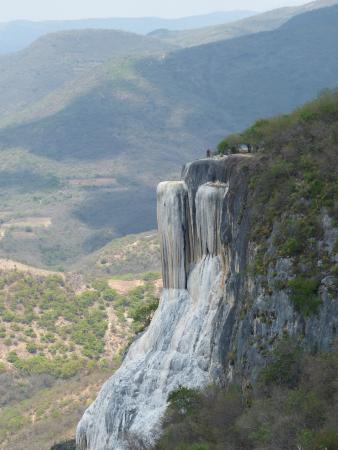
[{"xmin": 1, "ymin": 2, "xmax": 338, "ymax": 268}]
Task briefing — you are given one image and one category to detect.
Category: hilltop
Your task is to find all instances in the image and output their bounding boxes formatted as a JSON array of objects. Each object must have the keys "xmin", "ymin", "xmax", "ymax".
[
  {"xmin": 150, "ymin": 0, "xmax": 338, "ymax": 46},
  {"xmin": 0, "ymin": 29, "xmax": 174, "ymax": 121},
  {"xmin": 0, "ymin": 11, "xmax": 257, "ymax": 55},
  {"xmin": 3, "ymin": 5, "xmax": 338, "ymax": 160}
]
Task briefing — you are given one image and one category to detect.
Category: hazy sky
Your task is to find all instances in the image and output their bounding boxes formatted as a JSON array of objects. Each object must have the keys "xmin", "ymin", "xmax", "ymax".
[{"xmin": 0, "ymin": 0, "xmax": 311, "ymax": 22}]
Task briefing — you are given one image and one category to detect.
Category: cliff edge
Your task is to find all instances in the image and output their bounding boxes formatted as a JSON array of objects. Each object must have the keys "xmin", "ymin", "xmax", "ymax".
[{"xmin": 76, "ymin": 149, "xmax": 337, "ymax": 449}]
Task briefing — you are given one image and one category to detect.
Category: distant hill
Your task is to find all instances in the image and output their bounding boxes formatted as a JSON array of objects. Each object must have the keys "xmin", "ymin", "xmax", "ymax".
[
  {"xmin": 150, "ymin": 0, "xmax": 338, "ymax": 46},
  {"xmin": 3, "ymin": 5, "xmax": 338, "ymax": 160},
  {"xmin": 0, "ymin": 5, "xmax": 338, "ymax": 267},
  {"xmin": 0, "ymin": 11, "xmax": 257, "ymax": 54},
  {"xmin": 0, "ymin": 29, "xmax": 174, "ymax": 121}
]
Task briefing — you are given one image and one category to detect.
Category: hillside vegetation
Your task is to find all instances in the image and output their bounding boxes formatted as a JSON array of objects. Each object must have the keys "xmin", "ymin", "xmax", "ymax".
[
  {"xmin": 76, "ymin": 231, "xmax": 160, "ymax": 277},
  {"xmin": 0, "ymin": 271, "xmax": 160, "ymax": 377},
  {"xmin": 153, "ymin": 341, "xmax": 338, "ymax": 450},
  {"xmin": 219, "ymin": 89, "xmax": 338, "ymax": 315},
  {"xmin": 0, "ymin": 232, "xmax": 161, "ymax": 448},
  {"xmin": 1, "ymin": 369, "xmax": 109, "ymax": 450},
  {"xmin": 0, "ymin": 262, "xmax": 161, "ymax": 448},
  {"xmin": 0, "ymin": 29, "xmax": 174, "ymax": 121}
]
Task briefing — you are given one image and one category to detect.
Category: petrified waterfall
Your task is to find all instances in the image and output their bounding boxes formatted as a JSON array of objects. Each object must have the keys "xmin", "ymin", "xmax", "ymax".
[
  {"xmin": 157, "ymin": 181, "xmax": 190, "ymax": 289},
  {"xmin": 76, "ymin": 155, "xmax": 338, "ymax": 450},
  {"xmin": 76, "ymin": 160, "xmax": 230, "ymax": 450}
]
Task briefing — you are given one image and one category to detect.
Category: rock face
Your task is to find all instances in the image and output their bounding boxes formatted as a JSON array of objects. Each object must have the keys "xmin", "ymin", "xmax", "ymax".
[{"xmin": 76, "ymin": 156, "xmax": 337, "ymax": 450}]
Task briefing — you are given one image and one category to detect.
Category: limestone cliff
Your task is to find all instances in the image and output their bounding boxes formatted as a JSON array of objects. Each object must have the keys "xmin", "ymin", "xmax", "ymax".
[{"xmin": 76, "ymin": 155, "xmax": 337, "ymax": 450}]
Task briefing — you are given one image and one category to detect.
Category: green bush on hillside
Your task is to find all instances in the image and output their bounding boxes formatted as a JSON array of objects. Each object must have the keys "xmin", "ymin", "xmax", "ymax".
[
  {"xmin": 167, "ymin": 387, "xmax": 201, "ymax": 416},
  {"xmin": 288, "ymin": 277, "xmax": 321, "ymax": 316},
  {"xmin": 259, "ymin": 337, "xmax": 303, "ymax": 388},
  {"xmin": 153, "ymin": 343, "xmax": 338, "ymax": 450}
]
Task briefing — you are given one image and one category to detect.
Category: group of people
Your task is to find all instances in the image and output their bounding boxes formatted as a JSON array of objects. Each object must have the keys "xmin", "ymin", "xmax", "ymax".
[{"xmin": 206, "ymin": 143, "xmax": 253, "ymax": 158}]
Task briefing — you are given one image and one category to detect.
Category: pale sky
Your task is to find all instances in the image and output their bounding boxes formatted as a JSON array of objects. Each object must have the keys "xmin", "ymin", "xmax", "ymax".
[{"xmin": 0, "ymin": 0, "xmax": 311, "ymax": 22}]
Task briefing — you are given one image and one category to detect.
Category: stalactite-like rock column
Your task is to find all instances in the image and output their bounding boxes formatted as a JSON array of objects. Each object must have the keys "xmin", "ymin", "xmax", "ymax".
[
  {"xmin": 195, "ymin": 182, "xmax": 228, "ymax": 259},
  {"xmin": 157, "ymin": 181, "xmax": 191, "ymax": 289}
]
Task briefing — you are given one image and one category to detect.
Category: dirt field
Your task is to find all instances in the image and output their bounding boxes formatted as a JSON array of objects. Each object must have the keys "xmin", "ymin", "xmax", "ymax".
[
  {"xmin": 2, "ymin": 217, "xmax": 52, "ymax": 229},
  {"xmin": 108, "ymin": 278, "xmax": 145, "ymax": 294},
  {"xmin": 0, "ymin": 258, "xmax": 64, "ymax": 278},
  {"xmin": 108, "ymin": 278, "xmax": 163, "ymax": 295}
]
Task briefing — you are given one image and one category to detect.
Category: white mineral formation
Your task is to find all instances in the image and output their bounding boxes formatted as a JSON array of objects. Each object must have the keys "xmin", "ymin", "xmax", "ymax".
[
  {"xmin": 76, "ymin": 179, "xmax": 228, "ymax": 450},
  {"xmin": 195, "ymin": 182, "xmax": 228, "ymax": 258},
  {"xmin": 157, "ymin": 181, "xmax": 190, "ymax": 289}
]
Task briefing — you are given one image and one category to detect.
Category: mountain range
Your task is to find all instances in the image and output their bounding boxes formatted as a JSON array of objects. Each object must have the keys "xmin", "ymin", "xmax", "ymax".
[
  {"xmin": 0, "ymin": 1, "xmax": 338, "ymax": 268},
  {"xmin": 149, "ymin": 0, "xmax": 338, "ymax": 46},
  {"xmin": 0, "ymin": 30, "xmax": 174, "ymax": 121},
  {"xmin": 0, "ymin": 11, "xmax": 256, "ymax": 55}
]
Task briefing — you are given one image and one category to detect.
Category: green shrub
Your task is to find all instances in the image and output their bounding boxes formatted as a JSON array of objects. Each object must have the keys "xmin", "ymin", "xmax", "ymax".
[
  {"xmin": 249, "ymin": 424, "xmax": 272, "ymax": 445},
  {"xmin": 313, "ymin": 429, "xmax": 338, "ymax": 450},
  {"xmin": 102, "ymin": 288, "xmax": 117, "ymax": 302},
  {"xmin": 0, "ymin": 362, "xmax": 6, "ymax": 373},
  {"xmin": 130, "ymin": 297, "xmax": 159, "ymax": 332},
  {"xmin": 185, "ymin": 445, "xmax": 209, "ymax": 450},
  {"xmin": 24, "ymin": 328, "xmax": 36, "ymax": 338},
  {"xmin": 53, "ymin": 358, "xmax": 84, "ymax": 379},
  {"xmin": 260, "ymin": 338, "xmax": 303, "ymax": 388},
  {"xmin": 288, "ymin": 277, "xmax": 321, "ymax": 316},
  {"xmin": 7, "ymin": 351, "xmax": 19, "ymax": 364},
  {"xmin": 41, "ymin": 332, "xmax": 55, "ymax": 343},
  {"xmin": 167, "ymin": 387, "xmax": 201, "ymax": 416},
  {"xmin": 217, "ymin": 139, "xmax": 230, "ymax": 155},
  {"xmin": 0, "ymin": 407, "xmax": 27, "ymax": 435},
  {"xmin": 2, "ymin": 310, "xmax": 16, "ymax": 322},
  {"xmin": 299, "ymin": 108, "xmax": 319, "ymax": 122},
  {"xmin": 91, "ymin": 280, "xmax": 109, "ymax": 292},
  {"xmin": 279, "ymin": 237, "xmax": 303, "ymax": 256},
  {"xmin": 142, "ymin": 272, "xmax": 161, "ymax": 281},
  {"xmin": 26, "ymin": 343, "xmax": 38, "ymax": 354}
]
